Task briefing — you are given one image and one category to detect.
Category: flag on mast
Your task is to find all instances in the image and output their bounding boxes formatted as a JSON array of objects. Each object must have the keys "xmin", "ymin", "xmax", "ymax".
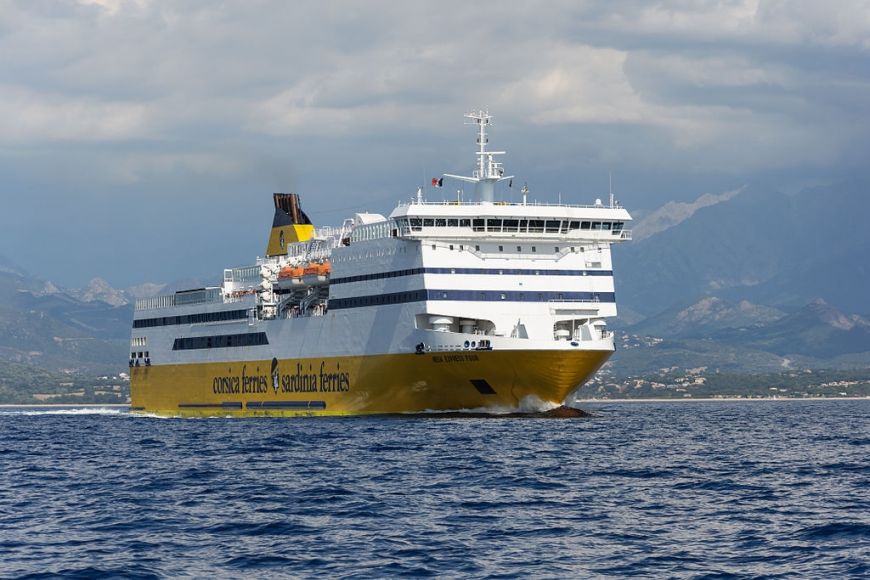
[{"xmin": 431, "ymin": 177, "xmax": 443, "ymax": 187}]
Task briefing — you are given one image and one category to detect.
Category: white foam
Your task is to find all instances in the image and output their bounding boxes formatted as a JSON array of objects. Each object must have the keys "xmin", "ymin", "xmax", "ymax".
[
  {"xmin": 0, "ymin": 406, "xmax": 129, "ymax": 417},
  {"xmin": 417, "ymin": 395, "xmax": 560, "ymax": 416}
]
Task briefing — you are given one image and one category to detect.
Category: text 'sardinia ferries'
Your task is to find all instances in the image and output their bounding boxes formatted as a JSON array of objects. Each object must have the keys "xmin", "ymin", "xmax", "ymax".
[{"xmin": 130, "ymin": 111, "xmax": 632, "ymax": 416}]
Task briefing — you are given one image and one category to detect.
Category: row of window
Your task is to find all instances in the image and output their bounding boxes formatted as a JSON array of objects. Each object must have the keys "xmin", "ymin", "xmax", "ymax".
[
  {"xmin": 332, "ymin": 245, "xmax": 408, "ymax": 263},
  {"xmin": 331, "ymin": 267, "xmax": 613, "ymax": 285},
  {"xmin": 172, "ymin": 332, "xmax": 269, "ymax": 351},
  {"xmin": 428, "ymin": 290, "xmax": 614, "ymax": 303},
  {"xmin": 397, "ymin": 217, "xmax": 625, "ymax": 234},
  {"xmin": 330, "ymin": 289, "xmax": 616, "ymax": 310},
  {"xmin": 134, "ymin": 309, "xmax": 249, "ymax": 328}
]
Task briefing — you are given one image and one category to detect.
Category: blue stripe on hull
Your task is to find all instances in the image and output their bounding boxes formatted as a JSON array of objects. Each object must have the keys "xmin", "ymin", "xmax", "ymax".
[
  {"xmin": 331, "ymin": 267, "xmax": 613, "ymax": 285},
  {"xmin": 330, "ymin": 289, "xmax": 614, "ymax": 310}
]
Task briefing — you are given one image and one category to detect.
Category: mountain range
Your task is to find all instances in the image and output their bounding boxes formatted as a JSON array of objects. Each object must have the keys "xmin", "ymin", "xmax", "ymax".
[
  {"xmin": 615, "ymin": 180, "xmax": 869, "ymax": 316},
  {"xmin": 0, "ymin": 259, "xmax": 215, "ymax": 374},
  {"xmin": 604, "ymin": 180, "xmax": 870, "ymax": 376}
]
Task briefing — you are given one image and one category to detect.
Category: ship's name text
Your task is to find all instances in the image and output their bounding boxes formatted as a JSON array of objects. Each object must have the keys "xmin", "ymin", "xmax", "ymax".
[{"xmin": 213, "ymin": 361, "xmax": 350, "ymax": 395}]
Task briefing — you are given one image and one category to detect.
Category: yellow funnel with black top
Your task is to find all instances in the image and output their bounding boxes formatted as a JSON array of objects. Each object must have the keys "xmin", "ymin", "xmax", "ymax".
[{"xmin": 266, "ymin": 193, "xmax": 315, "ymax": 256}]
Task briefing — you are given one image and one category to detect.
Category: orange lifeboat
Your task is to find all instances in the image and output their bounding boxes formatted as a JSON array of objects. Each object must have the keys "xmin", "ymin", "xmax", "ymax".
[
  {"xmin": 278, "ymin": 266, "xmax": 294, "ymax": 279},
  {"xmin": 302, "ymin": 261, "xmax": 331, "ymax": 281}
]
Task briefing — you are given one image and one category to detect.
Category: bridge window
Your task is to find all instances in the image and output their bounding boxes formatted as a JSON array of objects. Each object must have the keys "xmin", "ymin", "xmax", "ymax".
[
  {"xmin": 519, "ymin": 220, "xmax": 528, "ymax": 232},
  {"xmin": 486, "ymin": 218, "xmax": 502, "ymax": 232},
  {"xmin": 581, "ymin": 221, "xmax": 591, "ymax": 230},
  {"xmin": 528, "ymin": 220, "xmax": 544, "ymax": 233},
  {"xmin": 447, "ymin": 219, "xmax": 458, "ymax": 227},
  {"xmin": 591, "ymin": 222, "xmax": 601, "ymax": 230},
  {"xmin": 545, "ymin": 220, "xmax": 561, "ymax": 233},
  {"xmin": 435, "ymin": 218, "xmax": 446, "ymax": 227},
  {"xmin": 460, "ymin": 219, "xmax": 471, "ymax": 227},
  {"xmin": 601, "ymin": 222, "xmax": 612, "ymax": 230},
  {"xmin": 473, "ymin": 219, "xmax": 485, "ymax": 232},
  {"xmin": 503, "ymin": 219, "xmax": 519, "ymax": 232},
  {"xmin": 410, "ymin": 218, "xmax": 422, "ymax": 231},
  {"xmin": 423, "ymin": 218, "xmax": 434, "ymax": 227}
]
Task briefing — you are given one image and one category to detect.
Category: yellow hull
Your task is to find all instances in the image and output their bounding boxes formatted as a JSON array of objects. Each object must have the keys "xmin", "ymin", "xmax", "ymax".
[{"xmin": 130, "ymin": 349, "xmax": 611, "ymax": 417}]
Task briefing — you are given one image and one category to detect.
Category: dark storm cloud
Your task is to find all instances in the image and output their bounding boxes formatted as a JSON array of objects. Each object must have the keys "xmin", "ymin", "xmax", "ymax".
[{"xmin": 0, "ymin": 0, "xmax": 868, "ymax": 286}]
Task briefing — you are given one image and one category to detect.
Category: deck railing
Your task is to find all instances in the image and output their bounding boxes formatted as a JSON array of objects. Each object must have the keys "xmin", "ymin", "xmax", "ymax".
[
  {"xmin": 134, "ymin": 287, "xmax": 223, "ymax": 311},
  {"xmin": 396, "ymin": 199, "xmax": 624, "ymax": 210}
]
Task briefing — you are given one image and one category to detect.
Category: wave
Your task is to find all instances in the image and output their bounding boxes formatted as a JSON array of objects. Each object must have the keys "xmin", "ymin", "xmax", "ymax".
[
  {"xmin": 0, "ymin": 406, "xmax": 129, "ymax": 416},
  {"xmin": 414, "ymin": 395, "xmax": 562, "ymax": 416}
]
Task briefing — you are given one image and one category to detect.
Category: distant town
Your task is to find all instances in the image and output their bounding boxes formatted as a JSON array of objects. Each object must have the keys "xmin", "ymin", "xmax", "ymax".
[{"xmin": 583, "ymin": 333, "xmax": 870, "ymax": 400}]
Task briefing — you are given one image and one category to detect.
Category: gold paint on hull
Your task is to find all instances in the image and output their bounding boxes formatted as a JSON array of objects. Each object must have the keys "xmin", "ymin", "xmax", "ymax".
[{"xmin": 130, "ymin": 349, "xmax": 611, "ymax": 417}]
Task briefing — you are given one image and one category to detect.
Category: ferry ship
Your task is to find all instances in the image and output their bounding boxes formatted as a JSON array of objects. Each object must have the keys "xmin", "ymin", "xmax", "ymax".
[{"xmin": 129, "ymin": 111, "xmax": 632, "ymax": 416}]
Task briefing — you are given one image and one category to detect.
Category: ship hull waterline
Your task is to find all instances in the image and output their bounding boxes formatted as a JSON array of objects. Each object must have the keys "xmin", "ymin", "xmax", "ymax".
[{"xmin": 130, "ymin": 349, "xmax": 611, "ymax": 417}]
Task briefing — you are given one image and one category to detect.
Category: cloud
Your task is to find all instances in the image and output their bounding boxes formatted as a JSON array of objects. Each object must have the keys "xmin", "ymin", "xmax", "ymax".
[
  {"xmin": 0, "ymin": 86, "xmax": 150, "ymax": 142},
  {"xmin": 2, "ymin": 1, "xmax": 868, "ymax": 153},
  {"xmin": 1, "ymin": 0, "xmax": 869, "ymax": 285}
]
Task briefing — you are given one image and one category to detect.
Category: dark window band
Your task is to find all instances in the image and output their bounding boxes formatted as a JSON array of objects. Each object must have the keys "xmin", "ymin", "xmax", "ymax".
[
  {"xmin": 331, "ymin": 267, "xmax": 612, "ymax": 285},
  {"xmin": 134, "ymin": 308, "xmax": 249, "ymax": 328},
  {"xmin": 329, "ymin": 290, "xmax": 615, "ymax": 310},
  {"xmin": 172, "ymin": 332, "xmax": 268, "ymax": 351},
  {"xmin": 178, "ymin": 402, "xmax": 243, "ymax": 409}
]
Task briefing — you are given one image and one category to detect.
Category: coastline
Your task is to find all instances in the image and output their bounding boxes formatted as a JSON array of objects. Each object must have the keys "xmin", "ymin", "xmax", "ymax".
[
  {"xmin": 577, "ymin": 396, "xmax": 870, "ymax": 403},
  {"xmin": 2, "ymin": 398, "xmax": 869, "ymax": 409}
]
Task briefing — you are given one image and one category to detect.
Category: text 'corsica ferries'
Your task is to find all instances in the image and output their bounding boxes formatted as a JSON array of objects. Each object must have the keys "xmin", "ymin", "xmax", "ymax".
[{"xmin": 129, "ymin": 111, "xmax": 632, "ymax": 416}]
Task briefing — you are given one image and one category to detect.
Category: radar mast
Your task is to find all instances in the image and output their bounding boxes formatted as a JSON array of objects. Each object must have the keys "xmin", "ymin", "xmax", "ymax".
[{"xmin": 442, "ymin": 110, "xmax": 513, "ymax": 203}]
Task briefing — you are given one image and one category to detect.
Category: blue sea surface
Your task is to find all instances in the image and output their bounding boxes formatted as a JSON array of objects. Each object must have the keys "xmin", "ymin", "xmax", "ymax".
[{"xmin": 0, "ymin": 400, "xmax": 868, "ymax": 578}]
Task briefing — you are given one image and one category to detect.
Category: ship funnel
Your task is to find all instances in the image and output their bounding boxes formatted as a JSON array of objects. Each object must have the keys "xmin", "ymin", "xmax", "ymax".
[{"xmin": 265, "ymin": 193, "xmax": 315, "ymax": 257}]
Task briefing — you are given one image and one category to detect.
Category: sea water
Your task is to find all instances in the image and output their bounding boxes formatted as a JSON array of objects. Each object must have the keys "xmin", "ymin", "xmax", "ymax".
[{"xmin": 0, "ymin": 400, "xmax": 867, "ymax": 578}]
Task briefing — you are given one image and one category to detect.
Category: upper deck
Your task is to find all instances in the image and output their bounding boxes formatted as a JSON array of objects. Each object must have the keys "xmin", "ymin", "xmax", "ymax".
[{"xmin": 387, "ymin": 199, "xmax": 631, "ymax": 241}]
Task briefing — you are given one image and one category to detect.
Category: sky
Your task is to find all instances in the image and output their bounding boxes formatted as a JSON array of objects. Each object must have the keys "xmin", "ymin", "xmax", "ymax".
[{"xmin": 1, "ymin": 0, "xmax": 869, "ymax": 288}]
